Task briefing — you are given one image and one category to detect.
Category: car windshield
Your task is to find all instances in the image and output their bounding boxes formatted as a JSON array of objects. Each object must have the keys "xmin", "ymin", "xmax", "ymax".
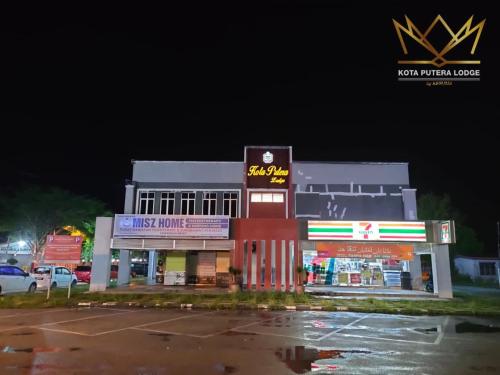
[{"xmin": 33, "ymin": 267, "xmax": 51, "ymax": 274}]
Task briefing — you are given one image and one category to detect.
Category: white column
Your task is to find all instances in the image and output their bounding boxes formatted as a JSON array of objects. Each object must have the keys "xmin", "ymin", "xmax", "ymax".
[
  {"xmin": 409, "ymin": 254, "xmax": 423, "ymax": 290},
  {"xmin": 147, "ymin": 250, "xmax": 157, "ymax": 285},
  {"xmin": 434, "ymin": 245, "xmax": 453, "ymax": 298},
  {"xmin": 117, "ymin": 250, "xmax": 131, "ymax": 285},
  {"xmin": 89, "ymin": 217, "xmax": 113, "ymax": 292}
]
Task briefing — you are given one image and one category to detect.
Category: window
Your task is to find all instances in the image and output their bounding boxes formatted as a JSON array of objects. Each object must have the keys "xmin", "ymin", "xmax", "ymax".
[
  {"xmin": 479, "ymin": 262, "xmax": 496, "ymax": 276},
  {"xmin": 62, "ymin": 268, "xmax": 71, "ymax": 275},
  {"xmin": 138, "ymin": 192, "xmax": 155, "ymax": 214},
  {"xmin": 160, "ymin": 192, "xmax": 175, "ymax": 215},
  {"xmin": 181, "ymin": 192, "xmax": 196, "ymax": 215},
  {"xmin": 251, "ymin": 193, "xmax": 283, "ymax": 203},
  {"xmin": 202, "ymin": 192, "xmax": 217, "ymax": 215},
  {"xmin": 11, "ymin": 267, "xmax": 25, "ymax": 276},
  {"xmin": 223, "ymin": 192, "xmax": 238, "ymax": 218}
]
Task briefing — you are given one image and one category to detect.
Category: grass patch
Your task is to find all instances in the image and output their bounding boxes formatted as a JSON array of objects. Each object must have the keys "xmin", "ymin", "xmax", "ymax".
[{"xmin": 1, "ymin": 288, "xmax": 500, "ymax": 316}]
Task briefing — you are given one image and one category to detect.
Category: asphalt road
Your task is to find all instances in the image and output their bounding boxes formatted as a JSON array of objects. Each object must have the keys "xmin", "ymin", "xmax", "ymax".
[{"xmin": 0, "ymin": 308, "xmax": 499, "ymax": 374}]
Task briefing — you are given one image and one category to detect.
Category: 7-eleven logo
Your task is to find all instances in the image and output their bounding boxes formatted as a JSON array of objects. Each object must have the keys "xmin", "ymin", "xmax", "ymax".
[{"xmin": 358, "ymin": 222, "xmax": 374, "ymax": 240}]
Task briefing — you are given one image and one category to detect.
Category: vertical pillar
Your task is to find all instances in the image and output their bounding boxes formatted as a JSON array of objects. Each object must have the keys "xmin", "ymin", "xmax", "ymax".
[
  {"xmin": 265, "ymin": 240, "xmax": 271, "ymax": 290},
  {"xmin": 256, "ymin": 240, "xmax": 262, "ymax": 291},
  {"xmin": 147, "ymin": 250, "xmax": 157, "ymax": 285},
  {"xmin": 117, "ymin": 183, "xmax": 135, "ymax": 286},
  {"xmin": 285, "ymin": 240, "xmax": 290, "ymax": 291},
  {"xmin": 117, "ymin": 250, "xmax": 131, "ymax": 285},
  {"xmin": 275, "ymin": 240, "xmax": 282, "ymax": 291},
  {"xmin": 409, "ymin": 254, "xmax": 423, "ymax": 290},
  {"xmin": 434, "ymin": 244, "xmax": 453, "ymax": 298},
  {"xmin": 246, "ymin": 240, "xmax": 252, "ymax": 290},
  {"xmin": 89, "ymin": 217, "xmax": 113, "ymax": 292},
  {"xmin": 402, "ymin": 189, "xmax": 417, "ymax": 220}
]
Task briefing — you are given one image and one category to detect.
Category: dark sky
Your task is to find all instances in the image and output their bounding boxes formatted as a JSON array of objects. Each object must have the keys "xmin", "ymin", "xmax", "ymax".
[{"xmin": 1, "ymin": 2, "xmax": 499, "ymax": 253}]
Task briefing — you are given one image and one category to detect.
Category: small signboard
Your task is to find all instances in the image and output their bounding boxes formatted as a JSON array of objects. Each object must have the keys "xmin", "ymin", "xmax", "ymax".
[{"xmin": 44, "ymin": 235, "xmax": 83, "ymax": 264}]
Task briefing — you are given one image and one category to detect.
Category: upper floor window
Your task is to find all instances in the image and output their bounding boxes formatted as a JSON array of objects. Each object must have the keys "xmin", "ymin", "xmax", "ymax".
[
  {"xmin": 202, "ymin": 192, "xmax": 217, "ymax": 215},
  {"xmin": 160, "ymin": 192, "xmax": 175, "ymax": 215},
  {"xmin": 139, "ymin": 192, "xmax": 155, "ymax": 214},
  {"xmin": 181, "ymin": 192, "xmax": 196, "ymax": 215},
  {"xmin": 250, "ymin": 193, "xmax": 283, "ymax": 203},
  {"xmin": 223, "ymin": 192, "xmax": 238, "ymax": 218}
]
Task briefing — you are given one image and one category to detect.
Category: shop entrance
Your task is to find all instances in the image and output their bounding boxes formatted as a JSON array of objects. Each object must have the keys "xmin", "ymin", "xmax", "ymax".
[
  {"xmin": 153, "ymin": 250, "xmax": 230, "ymax": 287},
  {"xmin": 303, "ymin": 251, "xmax": 409, "ymax": 288}
]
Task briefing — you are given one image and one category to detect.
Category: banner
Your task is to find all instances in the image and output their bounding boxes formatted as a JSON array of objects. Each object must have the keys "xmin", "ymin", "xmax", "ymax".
[
  {"xmin": 113, "ymin": 214, "xmax": 229, "ymax": 239},
  {"xmin": 44, "ymin": 235, "xmax": 83, "ymax": 263},
  {"xmin": 316, "ymin": 242, "xmax": 414, "ymax": 260}
]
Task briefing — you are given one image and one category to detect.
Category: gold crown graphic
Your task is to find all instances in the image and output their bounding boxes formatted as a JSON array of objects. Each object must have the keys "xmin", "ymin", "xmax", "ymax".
[{"xmin": 392, "ymin": 15, "xmax": 486, "ymax": 68}]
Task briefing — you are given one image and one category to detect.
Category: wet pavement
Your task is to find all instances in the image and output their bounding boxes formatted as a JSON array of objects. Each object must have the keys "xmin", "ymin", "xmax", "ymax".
[{"xmin": 0, "ymin": 308, "xmax": 499, "ymax": 374}]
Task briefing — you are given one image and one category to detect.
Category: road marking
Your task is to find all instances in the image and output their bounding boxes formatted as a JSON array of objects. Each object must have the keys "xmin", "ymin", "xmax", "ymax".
[
  {"xmin": 336, "ymin": 333, "xmax": 436, "ymax": 345},
  {"xmin": 38, "ymin": 311, "xmax": 137, "ymax": 326},
  {"xmin": 90, "ymin": 311, "xmax": 215, "ymax": 336},
  {"xmin": 37, "ymin": 327, "xmax": 91, "ymax": 336},
  {"xmin": 316, "ymin": 314, "xmax": 370, "ymax": 341},
  {"xmin": 132, "ymin": 327, "xmax": 210, "ymax": 338},
  {"xmin": 434, "ymin": 316, "xmax": 449, "ymax": 345}
]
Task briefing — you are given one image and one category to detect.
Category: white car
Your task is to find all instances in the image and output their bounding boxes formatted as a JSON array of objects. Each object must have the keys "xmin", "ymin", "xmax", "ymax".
[
  {"xmin": 0, "ymin": 264, "xmax": 37, "ymax": 294},
  {"xmin": 31, "ymin": 265, "xmax": 78, "ymax": 290}
]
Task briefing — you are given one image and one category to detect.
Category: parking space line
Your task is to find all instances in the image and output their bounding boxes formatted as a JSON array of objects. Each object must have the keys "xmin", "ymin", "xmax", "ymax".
[
  {"xmin": 37, "ymin": 326, "xmax": 92, "ymax": 336},
  {"xmin": 0, "ymin": 309, "xmax": 68, "ymax": 319},
  {"xmin": 315, "ymin": 314, "xmax": 370, "ymax": 341},
  {"xmin": 89, "ymin": 311, "xmax": 215, "ymax": 336},
  {"xmin": 224, "ymin": 312, "xmax": 291, "ymax": 332},
  {"xmin": 38, "ymin": 311, "xmax": 137, "ymax": 326},
  {"xmin": 336, "ymin": 333, "xmax": 436, "ymax": 345},
  {"xmin": 434, "ymin": 316, "xmax": 449, "ymax": 345}
]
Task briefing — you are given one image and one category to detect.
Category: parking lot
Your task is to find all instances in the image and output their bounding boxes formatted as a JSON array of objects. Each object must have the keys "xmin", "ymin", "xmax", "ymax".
[{"xmin": 1, "ymin": 307, "xmax": 500, "ymax": 374}]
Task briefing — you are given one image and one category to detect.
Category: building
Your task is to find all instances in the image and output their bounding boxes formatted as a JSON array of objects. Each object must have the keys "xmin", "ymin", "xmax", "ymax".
[
  {"xmin": 90, "ymin": 146, "xmax": 455, "ymax": 297},
  {"xmin": 454, "ymin": 255, "xmax": 500, "ymax": 282}
]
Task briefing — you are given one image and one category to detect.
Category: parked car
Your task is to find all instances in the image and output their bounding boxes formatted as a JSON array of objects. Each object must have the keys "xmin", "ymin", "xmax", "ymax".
[
  {"xmin": 74, "ymin": 264, "xmax": 133, "ymax": 283},
  {"xmin": 31, "ymin": 265, "xmax": 78, "ymax": 289},
  {"xmin": 0, "ymin": 264, "xmax": 37, "ymax": 294},
  {"xmin": 74, "ymin": 265, "xmax": 92, "ymax": 283}
]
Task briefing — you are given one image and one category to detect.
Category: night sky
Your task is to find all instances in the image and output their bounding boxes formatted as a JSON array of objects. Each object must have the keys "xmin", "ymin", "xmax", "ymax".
[{"xmin": 1, "ymin": 2, "xmax": 499, "ymax": 253}]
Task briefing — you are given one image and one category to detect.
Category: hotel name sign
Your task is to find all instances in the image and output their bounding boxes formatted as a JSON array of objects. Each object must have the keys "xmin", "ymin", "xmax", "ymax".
[{"xmin": 245, "ymin": 146, "xmax": 291, "ymax": 188}]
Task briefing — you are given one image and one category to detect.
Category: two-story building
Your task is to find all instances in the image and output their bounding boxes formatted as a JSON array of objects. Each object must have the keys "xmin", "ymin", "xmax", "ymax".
[{"xmin": 90, "ymin": 146, "xmax": 454, "ymax": 297}]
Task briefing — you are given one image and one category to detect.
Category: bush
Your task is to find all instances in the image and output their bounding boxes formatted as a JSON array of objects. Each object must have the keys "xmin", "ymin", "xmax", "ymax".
[{"xmin": 6, "ymin": 258, "xmax": 18, "ymax": 265}]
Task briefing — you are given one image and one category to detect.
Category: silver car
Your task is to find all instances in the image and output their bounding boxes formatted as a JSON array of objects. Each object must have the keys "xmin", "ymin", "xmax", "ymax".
[{"xmin": 0, "ymin": 264, "xmax": 37, "ymax": 294}]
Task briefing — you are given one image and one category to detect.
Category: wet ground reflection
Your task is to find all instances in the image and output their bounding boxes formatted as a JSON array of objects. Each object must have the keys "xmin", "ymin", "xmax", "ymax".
[
  {"xmin": 275, "ymin": 346, "xmax": 371, "ymax": 373},
  {"xmin": 455, "ymin": 321, "xmax": 500, "ymax": 334}
]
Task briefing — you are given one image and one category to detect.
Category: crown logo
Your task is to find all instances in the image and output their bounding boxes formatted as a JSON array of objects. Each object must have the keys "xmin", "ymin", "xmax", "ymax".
[{"xmin": 393, "ymin": 15, "xmax": 486, "ymax": 68}]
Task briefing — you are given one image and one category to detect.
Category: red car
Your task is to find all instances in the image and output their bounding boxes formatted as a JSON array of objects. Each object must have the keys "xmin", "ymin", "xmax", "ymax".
[
  {"xmin": 74, "ymin": 265, "xmax": 91, "ymax": 283},
  {"xmin": 74, "ymin": 265, "xmax": 120, "ymax": 283}
]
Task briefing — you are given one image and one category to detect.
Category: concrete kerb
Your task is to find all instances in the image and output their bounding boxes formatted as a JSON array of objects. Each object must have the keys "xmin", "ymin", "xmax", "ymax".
[{"xmin": 79, "ymin": 301, "xmax": 326, "ymax": 311}]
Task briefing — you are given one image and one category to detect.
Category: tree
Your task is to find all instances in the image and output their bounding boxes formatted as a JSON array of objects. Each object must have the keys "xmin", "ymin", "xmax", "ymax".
[
  {"xmin": 417, "ymin": 192, "xmax": 485, "ymax": 257},
  {"xmin": 0, "ymin": 186, "xmax": 112, "ymax": 262}
]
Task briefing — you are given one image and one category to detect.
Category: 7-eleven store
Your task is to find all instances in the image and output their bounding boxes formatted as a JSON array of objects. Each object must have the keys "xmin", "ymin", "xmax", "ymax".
[{"xmin": 302, "ymin": 220, "xmax": 446, "ymax": 292}]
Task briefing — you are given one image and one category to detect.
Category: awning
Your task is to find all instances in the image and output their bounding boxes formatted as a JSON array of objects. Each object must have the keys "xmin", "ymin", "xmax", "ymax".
[{"xmin": 111, "ymin": 238, "xmax": 234, "ymax": 250}]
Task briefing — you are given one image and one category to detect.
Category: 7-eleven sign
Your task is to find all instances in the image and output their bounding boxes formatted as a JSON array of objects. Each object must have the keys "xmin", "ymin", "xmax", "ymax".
[{"xmin": 355, "ymin": 222, "xmax": 379, "ymax": 241}]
